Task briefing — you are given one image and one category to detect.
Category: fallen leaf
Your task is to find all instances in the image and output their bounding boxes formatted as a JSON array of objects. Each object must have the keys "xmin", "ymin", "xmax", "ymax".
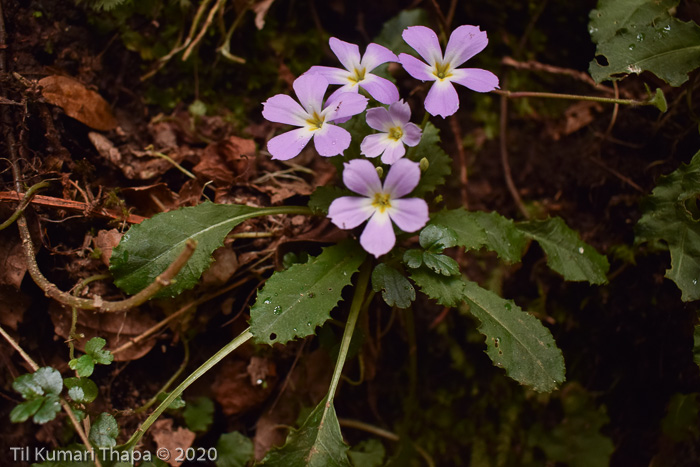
[
  {"xmin": 200, "ymin": 247, "xmax": 238, "ymax": 288},
  {"xmin": 213, "ymin": 358, "xmax": 277, "ymax": 416},
  {"xmin": 193, "ymin": 136, "xmax": 257, "ymax": 185},
  {"xmin": 151, "ymin": 419, "xmax": 196, "ymax": 467},
  {"xmin": 39, "ymin": 75, "xmax": 118, "ymax": 131},
  {"xmin": 93, "ymin": 229, "xmax": 122, "ymax": 267}
]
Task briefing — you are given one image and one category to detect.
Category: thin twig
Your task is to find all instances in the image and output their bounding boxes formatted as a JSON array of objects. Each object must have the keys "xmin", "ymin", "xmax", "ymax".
[
  {"xmin": 499, "ymin": 91, "xmax": 530, "ymax": 219},
  {"xmin": 448, "ymin": 116, "xmax": 468, "ymax": 208},
  {"xmin": 0, "ymin": 181, "xmax": 50, "ymax": 231}
]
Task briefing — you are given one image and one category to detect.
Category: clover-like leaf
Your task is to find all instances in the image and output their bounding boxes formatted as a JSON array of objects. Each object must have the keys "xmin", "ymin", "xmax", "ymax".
[
  {"xmin": 32, "ymin": 367, "xmax": 63, "ymax": 395},
  {"xmin": 89, "ymin": 412, "xmax": 119, "ymax": 448},
  {"xmin": 183, "ymin": 397, "xmax": 214, "ymax": 432},
  {"xmin": 419, "ymin": 224, "xmax": 457, "ymax": 253},
  {"xmin": 32, "ymin": 394, "xmax": 61, "ymax": 425},
  {"xmin": 216, "ymin": 432, "xmax": 254, "ymax": 467},
  {"xmin": 10, "ymin": 398, "xmax": 45, "ymax": 423},
  {"xmin": 403, "ymin": 249, "xmax": 423, "ymax": 269},
  {"xmin": 12, "ymin": 374, "xmax": 44, "ymax": 400},
  {"xmin": 250, "ymin": 240, "xmax": 366, "ymax": 345},
  {"xmin": 69, "ymin": 354, "xmax": 95, "ymax": 378},
  {"xmin": 64, "ymin": 377, "xmax": 99, "ymax": 404},
  {"xmin": 85, "ymin": 337, "xmax": 113, "ymax": 365},
  {"xmin": 372, "ymin": 263, "xmax": 415, "ymax": 309}
]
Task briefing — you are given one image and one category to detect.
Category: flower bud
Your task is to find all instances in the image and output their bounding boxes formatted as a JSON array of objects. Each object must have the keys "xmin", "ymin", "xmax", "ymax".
[{"xmin": 419, "ymin": 157, "xmax": 429, "ymax": 172}]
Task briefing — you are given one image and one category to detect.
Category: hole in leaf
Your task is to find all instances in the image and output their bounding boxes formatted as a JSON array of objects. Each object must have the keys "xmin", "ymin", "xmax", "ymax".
[
  {"xmin": 594, "ymin": 55, "xmax": 609, "ymax": 67},
  {"xmin": 269, "ymin": 333, "xmax": 277, "ymax": 341}
]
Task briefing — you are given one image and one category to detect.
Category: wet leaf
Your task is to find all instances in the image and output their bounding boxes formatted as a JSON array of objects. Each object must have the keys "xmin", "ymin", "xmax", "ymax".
[{"xmin": 462, "ymin": 279, "xmax": 566, "ymax": 392}]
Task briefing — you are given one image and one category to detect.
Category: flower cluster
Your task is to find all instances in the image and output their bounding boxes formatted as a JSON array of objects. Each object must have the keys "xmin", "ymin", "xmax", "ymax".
[{"xmin": 262, "ymin": 25, "xmax": 498, "ymax": 257}]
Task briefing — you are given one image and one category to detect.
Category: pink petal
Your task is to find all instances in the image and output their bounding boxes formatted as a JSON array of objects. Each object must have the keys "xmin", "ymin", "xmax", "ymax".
[
  {"xmin": 388, "ymin": 99, "xmax": 411, "ymax": 125},
  {"xmin": 424, "ymin": 80, "xmax": 459, "ymax": 118},
  {"xmin": 360, "ymin": 74, "xmax": 399, "ymax": 105},
  {"xmin": 388, "ymin": 198, "xmax": 429, "ymax": 232},
  {"xmin": 267, "ymin": 127, "xmax": 313, "ymax": 160},
  {"xmin": 402, "ymin": 26, "xmax": 442, "ymax": 65},
  {"xmin": 360, "ymin": 133, "xmax": 390, "ymax": 158},
  {"xmin": 444, "ymin": 25, "xmax": 488, "ymax": 67},
  {"xmin": 262, "ymin": 94, "xmax": 308, "ymax": 126},
  {"xmin": 343, "ymin": 159, "xmax": 382, "ymax": 197},
  {"xmin": 383, "ymin": 158, "xmax": 420, "ymax": 197},
  {"xmin": 380, "ymin": 141, "xmax": 406, "ymax": 165},
  {"xmin": 360, "ymin": 211, "xmax": 396, "ymax": 257},
  {"xmin": 450, "ymin": 68, "xmax": 500, "ymax": 93},
  {"xmin": 293, "ymin": 74, "xmax": 329, "ymax": 114},
  {"xmin": 361, "ymin": 43, "xmax": 399, "ymax": 71},
  {"xmin": 328, "ymin": 196, "xmax": 374, "ymax": 229},
  {"xmin": 402, "ymin": 122, "xmax": 422, "ymax": 147},
  {"xmin": 329, "ymin": 37, "xmax": 362, "ymax": 71},
  {"xmin": 306, "ymin": 65, "xmax": 351, "ymax": 85},
  {"xmin": 399, "ymin": 53, "xmax": 435, "ymax": 81},
  {"xmin": 313, "ymin": 124, "xmax": 351, "ymax": 157},
  {"xmin": 365, "ymin": 106, "xmax": 393, "ymax": 132},
  {"xmin": 325, "ymin": 92, "xmax": 368, "ymax": 121}
]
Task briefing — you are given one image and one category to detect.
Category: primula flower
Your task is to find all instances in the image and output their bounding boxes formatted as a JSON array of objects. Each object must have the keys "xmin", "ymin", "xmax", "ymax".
[
  {"xmin": 262, "ymin": 74, "xmax": 368, "ymax": 160},
  {"xmin": 360, "ymin": 100, "xmax": 422, "ymax": 165},
  {"xmin": 398, "ymin": 25, "xmax": 499, "ymax": 118},
  {"xmin": 328, "ymin": 158, "xmax": 429, "ymax": 257},
  {"xmin": 307, "ymin": 37, "xmax": 400, "ymax": 105}
]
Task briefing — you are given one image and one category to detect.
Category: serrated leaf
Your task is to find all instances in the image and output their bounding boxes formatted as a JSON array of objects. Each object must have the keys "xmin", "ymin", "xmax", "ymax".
[
  {"xmin": 422, "ymin": 252, "xmax": 460, "ymax": 276},
  {"xmin": 33, "ymin": 394, "xmax": 61, "ymax": 424},
  {"xmin": 403, "ymin": 249, "xmax": 423, "ymax": 268},
  {"xmin": 183, "ymin": 397, "xmax": 214, "ymax": 432},
  {"xmin": 64, "ymin": 377, "xmax": 99, "ymax": 404},
  {"xmin": 309, "ymin": 186, "xmax": 351, "ymax": 215},
  {"xmin": 636, "ymin": 150, "xmax": 700, "ymax": 301},
  {"xmin": 10, "ymin": 398, "xmax": 44, "ymax": 423},
  {"xmin": 348, "ymin": 439, "xmax": 385, "ymax": 467},
  {"xmin": 410, "ymin": 267, "xmax": 465, "ymax": 307},
  {"xmin": 69, "ymin": 354, "xmax": 95, "ymax": 378},
  {"xmin": 589, "ymin": 0, "xmax": 700, "ymax": 86},
  {"xmin": 516, "ymin": 217, "xmax": 609, "ymax": 284},
  {"xmin": 32, "ymin": 367, "xmax": 63, "ymax": 395},
  {"xmin": 419, "ymin": 224, "xmax": 457, "ymax": 252},
  {"xmin": 12, "ymin": 373, "xmax": 44, "ymax": 399},
  {"xmin": 461, "ymin": 279, "xmax": 565, "ymax": 392},
  {"xmin": 110, "ymin": 201, "xmax": 277, "ymax": 298},
  {"xmin": 371, "ymin": 263, "xmax": 415, "ymax": 309},
  {"xmin": 374, "ymin": 9, "xmax": 430, "ymax": 55},
  {"xmin": 215, "ymin": 432, "xmax": 254, "ymax": 467},
  {"xmin": 431, "ymin": 209, "xmax": 528, "ymax": 262},
  {"xmin": 250, "ymin": 241, "xmax": 366, "ymax": 345},
  {"xmin": 260, "ymin": 395, "xmax": 350, "ymax": 467},
  {"xmin": 89, "ymin": 413, "xmax": 119, "ymax": 448},
  {"xmin": 406, "ymin": 122, "xmax": 452, "ymax": 197},
  {"xmin": 85, "ymin": 337, "xmax": 113, "ymax": 365}
]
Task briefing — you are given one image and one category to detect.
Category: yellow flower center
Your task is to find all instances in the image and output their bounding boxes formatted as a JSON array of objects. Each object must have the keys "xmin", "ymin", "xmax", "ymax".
[
  {"xmin": 434, "ymin": 61, "xmax": 452, "ymax": 80},
  {"xmin": 349, "ymin": 67, "xmax": 366, "ymax": 84},
  {"xmin": 388, "ymin": 126, "xmax": 403, "ymax": 141},
  {"xmin": 372, "ymin": 192, "xmax": 392, "ymax": 213},
  {"xmin": 306, "ymin": 111, "xmax": 325, "ymax": 130}
]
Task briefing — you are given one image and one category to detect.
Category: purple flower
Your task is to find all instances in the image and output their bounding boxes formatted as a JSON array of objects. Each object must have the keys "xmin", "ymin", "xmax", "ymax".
[
  {"xmin": 361, "ymin": 100, "xmax": 422, "ymax": 165},
  {"xmin": 328, "ymin": 158, "xmax": 429, "ymax": 257},
  {"xmin": 399, "ymin": 25, "xmax": 499, "ymax": 118},
  {"xmin": 307, "ymin": 37, "xmax": 400, "ymax": 105},
  {"xmin": 262, "ymin": 74, "xmax": 368, "ymax": 160}
]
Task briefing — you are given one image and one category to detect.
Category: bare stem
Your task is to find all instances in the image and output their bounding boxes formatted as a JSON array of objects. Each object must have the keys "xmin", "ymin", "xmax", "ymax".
[
  {"xmin": 492, "ymin": 88, "xmax": 652, "ymax": 107},
  {"xmin": 0, "ymin": 181, "xmax": 50, "ymax": 231}
]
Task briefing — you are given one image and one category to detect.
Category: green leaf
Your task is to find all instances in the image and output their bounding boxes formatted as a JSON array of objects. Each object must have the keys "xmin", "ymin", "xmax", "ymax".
[
  {"xmin": 462, "ymin": 280, "xmax": 565, "ymax": 392},
  {"xmin": 10, "ymin": 398, "xmax": 44, "ymax": 423},
  {"xmin": 410, "ymin": 267, "xmax": 465, "ymax": 307},
  {"xmin": 589, "ymin": 0, "xmax": 700, "ymax": 86},
  {"xmin": 661, "ymin": 393, "xmax": 699, "ymax": 441},
  {"xmin": 215, "ymin": 432, "xmax": 254, "ymax": 467},
  {"xmin": 85, "ymin": 337, "xmax": 114, "ymax": 366},
  {"xmin": 374, "ymin": 9, "xmax": 430, "ymax": 55},
  {"xmin": 636, "ymin": 150, "xmax": 700, "ymax": 300},
  {"xmin": 250, "ymin": 240, "xmax": 366, "ymax": 345},
  {"xmin": 183, "ymin": 397, "xmax": 214, "ymax": 433},
  {"xmin": 110, "ymin": 201, "xmax": 282, "ymax": 297},
  {"xmin": 157, "ymin": 391, "xmax": 186, "ymax": 410},
  {"xmin": 403, "ymin": 249, "xmax": 423, "ymax": 268},
  {"xmin": 516, "ymin": 217, "xmax": 609, "ymax": 284},
  {"xmin": 12, "ymin": 373, "xmax": 44, "ymax": 399},
  {"xmin": 419, "ymin": 224, "xmax": 457, "ymax": 252},
  {"xmin": 89, "ymin": 412, "xmax": 119, "ymax": 448},
  {"xmin": 406, "ymin": 122, "xmax": 452, "ymax": 197},
  {"xmin": 431, "ymin": 209, "xmax": 528, "ymax": 262},
  {"xmin": 422, "ymin": 252, "xmax": 460, "ymax": 276},
  {"xmin": 33, "ymin": 367, "xmax": 63, "ymax": 395},
  {"xmin": 371, "ymin": 263, "xmax": 415, "ymax": 309},
  {"xmin": 69, "ymin": 354, "xmax": 95, "ymax": 378},
  {"xmin": 348, "ymin": 439, "xmax": 385, "ymax": 467},
  {"xmin": 64, "ymin": 377, "xmax": 99, "ymax": 404},
  {"xmin": 261, "ymin": 396, "xmax": 350, "ymax": 467},
  {"xmin": 33, "ymin": 394, "xmax": 61, "ymax": 424},
  {"xmin": 309, "ymin": 186, "xmax": 351, "ymax": 215}
]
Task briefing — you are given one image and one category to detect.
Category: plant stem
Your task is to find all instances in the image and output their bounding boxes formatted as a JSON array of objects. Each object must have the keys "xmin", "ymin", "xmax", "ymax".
[
  {"xmin": 0, "ymin": 180, "xmax": 50, "ymax": 231},
  {"xmin": 121, "ymin": 327, "xmax": 253, "ymax": 451},
  {"xmin": 492, "ymin": 88, "xmax": 651, "ymax": 106},
  {"xmin": 326, "ymin": 261, "xmax": 371, "ymax": 403}
]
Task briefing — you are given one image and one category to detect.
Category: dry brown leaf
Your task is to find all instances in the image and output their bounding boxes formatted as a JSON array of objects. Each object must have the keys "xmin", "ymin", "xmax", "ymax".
[
  {"xmin": 212, "ymin": 358, "xmax": 277, "ymax": 416},
  {"xmin": 193, "ymin": 136, "xmax": 257, "ymax": 185},
  {"xmin": 39, "ymin": 75, "xmax": 118, "ymax": 131},
  {"xmin": 151, "ymin": 419, "xmax": 196, "ymax": 467},
  {"xmin": 93, "ymin": 229, "xmax": 122, "ymax": 267},
  {"xmin": 200, "ymin": 247, "xmax": 238, "ymax": 288}
]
